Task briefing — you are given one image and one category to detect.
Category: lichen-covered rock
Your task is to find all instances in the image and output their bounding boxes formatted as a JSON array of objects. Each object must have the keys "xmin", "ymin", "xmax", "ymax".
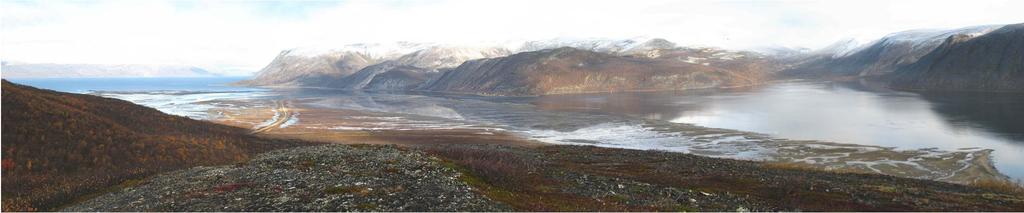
[{"xmin": 63, "ymin": 145, "xmax": 509, "ymax": 212}]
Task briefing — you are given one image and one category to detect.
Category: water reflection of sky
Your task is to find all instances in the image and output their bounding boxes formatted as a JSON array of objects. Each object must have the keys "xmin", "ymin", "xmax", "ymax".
[{"xmin": 550, "ymin": 81, "xmax": 1024, "ymax": 181}]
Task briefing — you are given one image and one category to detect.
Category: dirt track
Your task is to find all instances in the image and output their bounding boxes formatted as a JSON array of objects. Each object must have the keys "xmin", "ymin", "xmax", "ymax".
[{"xmin": 250, "ymin": 100, "xmax": 290, "ymax": 134}]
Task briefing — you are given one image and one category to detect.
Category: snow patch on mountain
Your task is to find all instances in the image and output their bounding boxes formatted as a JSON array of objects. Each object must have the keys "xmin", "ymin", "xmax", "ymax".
[
  {"xmin": 285, "ymin": 42, "xmax": 436, "ymax": 59},
  {"xmin": 395, "ymin": 46, "xmax": 512, "ymax": 70},
  {"xmin": 814, "ymin": 25, "xmax": 1002, "ymax": 59},
  {"xmin": 813, "ymin": 38, "xmax": 866, "ymax": 58},
  {"xmin": 517, "ymin": 37, "xmax": 678, "ymax": 55}
]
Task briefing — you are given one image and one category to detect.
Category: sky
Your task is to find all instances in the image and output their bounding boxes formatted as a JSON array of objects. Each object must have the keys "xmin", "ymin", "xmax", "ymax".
[{"xmin": 2, "ymin": 0, "xmax": 1022, "ymax": 75}]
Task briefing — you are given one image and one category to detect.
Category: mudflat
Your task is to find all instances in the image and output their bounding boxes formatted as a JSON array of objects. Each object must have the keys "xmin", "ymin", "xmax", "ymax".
[{"xmin": 209, "ymin": 97, "xmax": 1010, "ymax": 184}]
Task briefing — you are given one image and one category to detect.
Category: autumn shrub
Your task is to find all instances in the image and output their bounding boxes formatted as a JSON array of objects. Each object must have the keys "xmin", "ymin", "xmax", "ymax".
[
  {"xmin": 423, "ymin": 145, "xmax": 539, "ymax": 190},
  {"xmin": 970, "ymin": 178, "xmax": 1024, "ymax": 194}
]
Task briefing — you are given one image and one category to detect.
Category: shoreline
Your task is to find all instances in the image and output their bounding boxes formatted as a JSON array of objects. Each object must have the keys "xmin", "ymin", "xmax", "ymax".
[{"xmin": 207, "ymin": 96, "xmax": 1015, "ymax": 184}]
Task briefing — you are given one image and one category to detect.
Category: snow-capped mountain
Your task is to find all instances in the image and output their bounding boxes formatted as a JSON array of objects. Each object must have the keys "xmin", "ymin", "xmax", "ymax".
[
  {"xmin": 517, "ymin": 37, "xmax": 678, "ymax": 57},
  {"xmin": 240, "ymin": 43, "xmax": 515, "ymax": 88},
  {"xmin": 751, "ymin": 45, "xmax": 812, "ymax": 58},
  {"xmin": 418, "ymin": 47, "xmax": 773, "ymax": 96},
  {"xmin": 235, "ymin": 49, "xmax": 383, "ymax": 87},
  {"xmin": 285, "ymin": 42, "xmax": 436, "ymax": 59},
  {"xmin": 240, "ymin": 37, "xmax": 769, "ymax": 89},
  {"xmin": 890, "ymin": 23, "xmax": 1024, "ymax": 92},
  {"xmin": 860, "ymin": 25, "xmax": 1001, "ymax": 55},
  {"xmin": 783, "ymin": 24, "xmax": 1004, "ymax": 78},
  {"xmin": 236, "ymin": 42, "xmax": 440, "ymax": 87},
  {"xmin": 394, "ymin": 46, "xmax": 512, "ymax": 70},
  {"xmin": 0, "ymin": 62, "xmax": 217, "ymax": 78},
  {"xmin": 809, "ymin": 38, "xmax": 865, "ymax": 58},
  {"xmin": 328, "ymin": 46, "xmax": 512, "ymax": 90}
]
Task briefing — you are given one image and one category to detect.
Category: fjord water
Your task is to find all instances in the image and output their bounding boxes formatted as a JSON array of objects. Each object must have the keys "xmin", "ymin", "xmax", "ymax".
[
  {"xmin": 6, "ymin": 77, "xmax": 255, "ymax": 93},
  {"xmin": 8, "ymin": 77, "xmax": 1023, "ymax": 181},
  {"xmin": 530, "ymin": 81, "xmax": 1024, "ymax": 180},
  {"xmin": 6, "ymin": 77, "xmax": 269, "ymax": 119}
]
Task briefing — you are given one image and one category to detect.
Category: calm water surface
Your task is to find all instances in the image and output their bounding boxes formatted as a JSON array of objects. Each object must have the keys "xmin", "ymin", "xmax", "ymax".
[
  {"xmin": 7, "ymin": 77, "xmax": 267, "ymax": 118},
  {"xmin": 531, "ymin": 81, "xmax": 1024, "ymax": 180},
  {"xmin": 7, "ymin": 76, "xmax": 255, "ymax": 93}
]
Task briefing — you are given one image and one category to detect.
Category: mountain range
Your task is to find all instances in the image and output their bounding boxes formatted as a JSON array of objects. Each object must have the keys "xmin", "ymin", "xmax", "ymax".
[
  {"xmin": 240, "ymin": 38, "xmax": 782, "ymax": 95},
  {"xmin": 241, "ymin": 23, "xmax": 1023, "ymax": 94},
  {"xmin": 419, "ymin": 47, "xmax": 775, "ymax": 96},
  {"xmin": 782, "ymin": 23, "xmax": 1023, "ymax": 92},
  {"xmin": 888, "ymin": 23, "xmax": 1024, "ymax": 92}
]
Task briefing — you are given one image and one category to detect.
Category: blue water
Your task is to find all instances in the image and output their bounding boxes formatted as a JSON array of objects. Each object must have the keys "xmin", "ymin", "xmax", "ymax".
[
  {"xmin": 5, "ymin": 77, "xmax": 267, "ymax": 119},
  {"xmin": 5, "ymin": 77, "xmax": 254, "ymax": 93}
]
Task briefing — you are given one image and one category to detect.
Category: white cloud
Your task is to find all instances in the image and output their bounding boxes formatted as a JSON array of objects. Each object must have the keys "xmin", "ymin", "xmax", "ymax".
[{"xmin": 2, "ymin": 0, "xmax": 1022, "ymax": 75}]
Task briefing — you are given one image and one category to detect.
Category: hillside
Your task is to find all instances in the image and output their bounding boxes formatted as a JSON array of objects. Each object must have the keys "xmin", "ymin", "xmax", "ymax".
[
  {"xmin": 234, "ymin": 49, "xmax": 388, "ymax": 87},
  {"xmin": 61, "ymin": 144, "xmax": 1024, "ymax": 211},
  {"xmin": 237, "ymin": 44, "xmax": 509, "ymax": 88},
  {"xmin": 326, "ymin": 60, "xmax": 438, "ymax": 90},
  {"xmin": 516, "ymin": 37, "xmax": 677, "ymax": 57},
  {"xmin": 782, "ymin": 25, "xmax": 1002, "ymax": 79},
  {"xmin": 364, "ymin": 68, "xmax": 437, "ymax": 90},
  {"xmin": 889, "ymin": 24, "xmax": 1024, "ymax": 92},
  {"xmin": 419, "ymin": 47, "xmax": 772, "ymax": 96},
  {"xmin": 0, "ymin": 80, "xmax": 303, "ymax": 211},
  {"xmin": 394, "ymin": 46, "xmax": 511, "ymax": 70},
  {"xmin": 326, "ymin": 46, "xmax": 511, "ymax": 90}
]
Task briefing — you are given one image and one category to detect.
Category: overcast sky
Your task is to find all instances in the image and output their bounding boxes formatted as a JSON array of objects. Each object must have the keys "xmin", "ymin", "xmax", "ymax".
[{"xmin": 2, "ymin": 0, "xmax": 1022, "ymax": 75}]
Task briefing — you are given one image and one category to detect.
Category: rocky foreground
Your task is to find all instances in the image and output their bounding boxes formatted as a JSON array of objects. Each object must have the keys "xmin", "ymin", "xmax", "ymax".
[
  {"xmin": 64, "ymin": 144, "xmax": 1024, "ymax": 211},
  {"xmin": 64, "ymin": 145, "xmax": 507, "ymax": 211}
]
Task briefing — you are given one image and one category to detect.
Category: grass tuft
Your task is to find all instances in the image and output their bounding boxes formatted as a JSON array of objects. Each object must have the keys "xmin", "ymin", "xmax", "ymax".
[
  {"xmin": 762, "ymin": 161, "xmax": 869, "ymax": 174},
  {"xmin": 969, "ymin": 179, "xmax": 1024, "ymax": 194}
]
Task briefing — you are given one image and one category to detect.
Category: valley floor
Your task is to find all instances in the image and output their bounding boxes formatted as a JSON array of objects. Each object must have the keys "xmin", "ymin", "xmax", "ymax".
[{"xmin": 208, "ymin": 96, "xmax": 1009, "ymax": 184}]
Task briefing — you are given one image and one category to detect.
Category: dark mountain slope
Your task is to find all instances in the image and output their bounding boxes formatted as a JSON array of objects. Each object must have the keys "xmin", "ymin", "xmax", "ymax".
[
  {"xmin": 781, "ymin": 25, "xmax": 1001, "ymax": 79},
  {"xmin": 365, "ymin": 68, "xmax": 437, "ymax": 90},
  {"xmin": 889, "ymin": 24, "xmax": 1024, "ymax": 92},
  {"xmin": 327, "ymin": 61, "xmax": 436, "ymax": 90},
  {"xmin": 0, "ymin": 80, "xmax": 302, "ymax": 211},
  {"xmin": 233, "ymin": 50, "xmax": 386, "ymax": 87},
  {"xmin": 419, "ymin": 47, "xmax": 767, "ymax": 96}
]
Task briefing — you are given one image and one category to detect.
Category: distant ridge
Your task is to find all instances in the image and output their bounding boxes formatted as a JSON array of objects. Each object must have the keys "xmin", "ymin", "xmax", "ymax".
[{"xmin": 0, "ymin": 63, "xmax": 219, "ymax": 78}]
